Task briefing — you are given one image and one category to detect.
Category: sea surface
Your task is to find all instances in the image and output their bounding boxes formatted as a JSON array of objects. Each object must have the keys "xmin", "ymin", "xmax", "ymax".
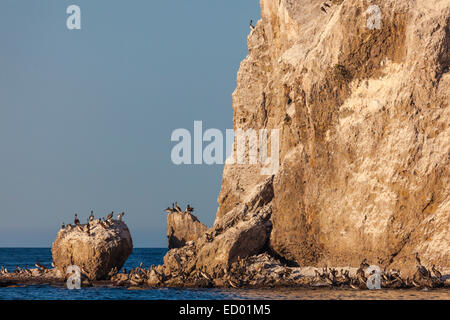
[{"xmin": 0, "ymin": 248, "xmax": 448, "ymax": 300}]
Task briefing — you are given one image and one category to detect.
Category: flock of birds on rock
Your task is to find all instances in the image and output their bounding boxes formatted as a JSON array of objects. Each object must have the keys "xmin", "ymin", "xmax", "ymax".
[
  {"xmin": 314, "ymin": 254, "xmax": 444, "ymax": 289},
  {"xmin": 0, "ymin": 261, "xmax": 53, "ymax": 276},
  {"xmin": 110, "ymin": 262, "xmax": 163, "ymax": 286},
  {"xmin": 60, "ymin": 211, "xmax": 125, "ymax": 235},
  {"xmin": 320, "ymin": 1, "xmax": 335, "ymax": 14},
  {"xmin": 164, "ymin": 202, "xmax": 194, "ymax": 215}
]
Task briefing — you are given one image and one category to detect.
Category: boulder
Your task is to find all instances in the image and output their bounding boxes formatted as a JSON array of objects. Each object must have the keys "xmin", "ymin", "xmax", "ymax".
[
  {"xmin": 167, "ymin": 210, "xmax": 208, "ymax": 249},
  {"xmin": 51, "ymin": 220, "xmax": 133, "ymax": 280}
]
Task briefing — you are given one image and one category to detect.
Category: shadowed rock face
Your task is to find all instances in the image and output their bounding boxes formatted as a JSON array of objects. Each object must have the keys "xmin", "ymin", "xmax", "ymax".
[
  {"xmin": 167, "ymin": 211, "xmax": 208, "ymax": 249},
  {"xmin": 52, "ymin": 220, "xmax": 133, "ymax": 280},
  {"xmin": 215, "ymin": 0, "xmax": 450, "ymax": 271}
]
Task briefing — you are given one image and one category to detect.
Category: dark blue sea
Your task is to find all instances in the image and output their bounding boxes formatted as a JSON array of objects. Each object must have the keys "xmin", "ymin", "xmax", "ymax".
[{"xmin": 1, "ymin": 249, "xmax": 448, "ymax": 300}]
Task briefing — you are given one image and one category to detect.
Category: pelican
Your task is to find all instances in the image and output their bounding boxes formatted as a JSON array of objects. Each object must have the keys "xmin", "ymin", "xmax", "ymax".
[
  {"xmin": 35, "ymin": 261, "xmax": 46, "ymax": 271},
  {"xmin": 432, "ymin": 265, "xmax": 442, "ymax": 280},
  {"xmin": 118, "ymin": 212, "xmax": 125, "ymax": 221},
  {"xmin": 89, "ymin": 210, "xmax": 94, "ymax": 222},
  {"xmin": 415, "ymin": 252, "xmax": 422, "ymax": 265},
  {"xmin": 106, "ymin": 211, "xmax": 114, "ymax": 221},
  {"xmin": 186, "ymin": 205, "xmax": 194, "ymax": 213},
  {"xmin": 415, "ymin": 253, "xmax": 430, "ymax": 278},
  {"xmin": 74, "ymin": 213, "xmax": 80, "ymax": 225},
  {"xmin": 61, "ymin": 222, "xmax": 65, "ymax": 229},
  {"xmin": 175, "ymin": 202, "xmax": 182, "ymax": 213},
  {"xmin": 360, "ymin": 258, "xmax": 370, "ymax": 269},
  {"xmin": 165, "ymin": 207, "xmax": 173, "ymax": 214},
  {"xmin": 201, "ymin": 271, "xmax": 212, "ymax": 281},
  {"xmin": 249, "ymin": 19, "xmax": 255, "ymax": 30}
]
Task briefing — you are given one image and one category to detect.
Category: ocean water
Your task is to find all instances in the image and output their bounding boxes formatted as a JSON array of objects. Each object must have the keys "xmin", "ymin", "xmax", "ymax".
[{"xmin": 0, "ymin": 248, "xmax": 448, "ymax": 300}]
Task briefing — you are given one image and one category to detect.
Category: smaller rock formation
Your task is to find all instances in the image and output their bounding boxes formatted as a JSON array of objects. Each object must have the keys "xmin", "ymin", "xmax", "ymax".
[
  {"xmin": 162, "ymin": 178, "xmax": 274, "ymax": 275},
  {"xmin": 167, "ymin": 207, "xmax": 207, "ymax": 249},
  {"xmin": 52, "ymin": 219, "xmax": 133, "ymax": 280}
]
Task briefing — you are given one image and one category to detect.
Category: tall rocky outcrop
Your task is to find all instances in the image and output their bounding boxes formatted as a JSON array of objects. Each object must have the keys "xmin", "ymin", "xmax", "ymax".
[
  {"xmin": 215, "ymin": 0, "xmax": 449, "ymax": 272},
  {"xmin": 167, "ymin": 210, "xmax": 208, "ymax": 249}
]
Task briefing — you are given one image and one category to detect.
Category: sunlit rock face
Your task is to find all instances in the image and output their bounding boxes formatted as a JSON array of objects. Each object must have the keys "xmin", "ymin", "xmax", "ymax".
[
  {"xmin": 167, "ymin": 210, "xmax": 208, "ymax": 249},
  {"xmin": 52, "ymin": 220, "xmax": 133, "ymax": 280},
  {"xmin": 216, "ymin": 0, "xmax": 449, "ymax": 272}
]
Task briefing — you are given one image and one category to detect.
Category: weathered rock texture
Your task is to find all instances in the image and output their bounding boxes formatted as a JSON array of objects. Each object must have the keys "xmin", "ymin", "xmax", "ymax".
[
  {"xmin": 216, "ymin": 0, "xmax": 449, "ymax": 273},
  {"xmin": 167, "ymin": 211, "xmax": 208, "ymax": 249},
  {"xmin": 52, "ymin": 220, "xmax": 133, "ymax": 280}
]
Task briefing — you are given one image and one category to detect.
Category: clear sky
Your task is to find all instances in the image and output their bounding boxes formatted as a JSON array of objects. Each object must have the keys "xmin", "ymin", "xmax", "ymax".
[{"xmin": 0, "ymin": 0, "xmax": 260, "ymax": 247}]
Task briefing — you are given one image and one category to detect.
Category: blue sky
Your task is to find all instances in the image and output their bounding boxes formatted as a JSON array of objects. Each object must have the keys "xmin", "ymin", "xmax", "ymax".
[{"xmin": 0, "ymin": 0, "xmax": 260, "ymax": 247}]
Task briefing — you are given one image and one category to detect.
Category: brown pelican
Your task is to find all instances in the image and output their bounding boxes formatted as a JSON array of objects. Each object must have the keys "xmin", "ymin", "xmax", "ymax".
[
  {"xmin": 61, "ymin": 222, "xmax": 65, "ymax": 229},
  {"xmin": 175, "ymin": 202, "xmax": 182, "ymax": 213},
  {"xmin": 415, "ymin": 252, "xmax": 422, "ymax": 265},
  {"xmin": 432, "ymin": 265, "xmax": 442, "ymax": 280},
  {"xmin": 415, "ymin": 253, "xmax": 430, "ymax": 278},
  {"xmin": 360, "ymin": 258, "xmax": 370, "ymax": 269},
  {"xmin": 117, "ymin": 212, "xmax": 125, "ymax": 221},
  {"xmin": 106, "ymin": 211, "xmax": 114, "ymax": 221},
  {"xmin": 186, "ymin": 205, "xmax": 194, "ymax": 213},
  {"xmin": 165, "ymin": 207, "xmax": 173, "ymax": 214},
  {"xmin": 99, "ymin": 219, "xmax": 106, "ymax": 229},
  {"xmin": 89, "ymin": 210, "xmax": 94, "ymax": 222},
  {"xmin": 74, "ymin": 213, "xmax": 80, "ymax": 225},
  {"xmin": 228, "ymin": 278, "xmax": 240, "ymax": 288},
  {"xmin": 35, "ymin": 261, "xmax": 46, "ymax": 271}
]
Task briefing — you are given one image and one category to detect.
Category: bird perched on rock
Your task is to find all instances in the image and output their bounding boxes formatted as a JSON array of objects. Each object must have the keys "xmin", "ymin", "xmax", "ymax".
[
  {"xmin": 415, "ymin": 253, "xmax": 431, "ymax": 278},
  {"xmin": 432, "ymin": 265, "xmax": 442, "ymax": 280},
  {"xmin": 249, "ymin": 19, "xmax": 255, "ymax": 30},
  {"xmin": 165, "ymin": 207, "xmax": 173, "ymax": 214},
  {"xmin": 106, "ymin": 211, "xmax": 114, "ymax": 221},
  {"xmin": 175, "ymin": 202, "xmax": 182, "ymax": 213},
  {"xmin": 186, "ymin": 205, "xmax": 194, "ymax": 213},
  {"xmin": 61, "ymin": 222, "xmax": 65, "ymax": 230},
  {"xmin": 89, "ymin": 210, "xmax": 94, "ymax": 222},
  {"xmin": 74, "ymin": 213, "xmax": 80, "ymax": 225},
  {"xmin": 321, "ymin": 6, "xmax": 327, "ymax": 14},
  {"xmin": 35, "ymin": 261, "xmax": 46, "ymax": 272},
  {"xmin": 118, "ymin": 212, "xmax": 125, "ymax": 221},
  {"xmin": 99, "ymin": 219, "xmax": 106, "ymax": 229},
  {"xmin": 360, "ymin": 258, "xmax": 370, "ymax": 269},
  {"xmin": 205, "ymin": 232, "xmax": 214, "ymax": 242}
]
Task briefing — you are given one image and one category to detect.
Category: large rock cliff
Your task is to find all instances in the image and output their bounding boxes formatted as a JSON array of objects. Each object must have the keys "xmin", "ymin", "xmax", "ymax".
[{"xmin": 216, "ymin": 0, "xmax": 449, "ymax": 272}]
